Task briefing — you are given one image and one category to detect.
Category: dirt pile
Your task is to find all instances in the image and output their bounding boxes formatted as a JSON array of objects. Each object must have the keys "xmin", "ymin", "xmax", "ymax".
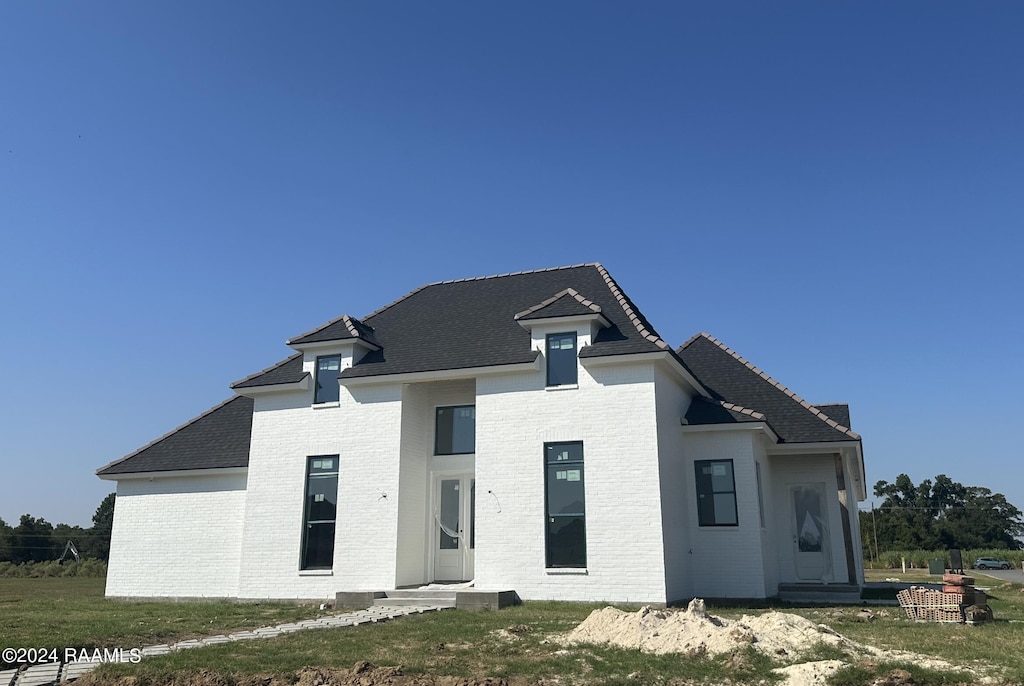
[{"xmin": 563, "ymin": 598, "xmax": 853, "ymax": 657}]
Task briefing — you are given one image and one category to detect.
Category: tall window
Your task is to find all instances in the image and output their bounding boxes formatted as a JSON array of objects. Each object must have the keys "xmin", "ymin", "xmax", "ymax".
[
  {"xmin": 435, "ymin": 405, "xmax": 475, "ymax": 455},
  {"xmin": 755, "ymin": 461, "xmax": 766, "ymax": 528},
  {"xmin": 315, "ymin": 355, "xmax": 341, "ymax": 403},
  {"xmin": 545, "ymin": 442, "xmax": 586, "ymax": 567},
  {"xmin": 546, "ymin": 333, "xmax": 578, "ymax": 386},
  {"xmin": 695, "ymin": 459, "xmax": 738, "ymax": 526},
  {"xmin": 302, "ymin": 455, "xmax": 339, "ymax": 569}
]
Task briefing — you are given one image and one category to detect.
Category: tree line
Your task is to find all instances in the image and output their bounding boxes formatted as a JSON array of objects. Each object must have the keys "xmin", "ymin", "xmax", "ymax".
[
  {"xmin": 0, "ymin": 493, "xmax": 115, "ymax": 563},
  {"xmin": 860, "ymin": 473, "xmax": 1024, "ymax": 558}
]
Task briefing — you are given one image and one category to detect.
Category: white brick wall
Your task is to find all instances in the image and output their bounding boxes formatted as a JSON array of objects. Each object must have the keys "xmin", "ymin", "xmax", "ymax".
[
  {"xmin": 474, "ymin": 358, "xmax": 668, "ymax": 603},
  {"xmin": 682, "ymin": 430, "xmax": 768, "ymax": 598},
  {"xmin": 105, "ymin": 472, "xmax": 246, "ymax": 598}
]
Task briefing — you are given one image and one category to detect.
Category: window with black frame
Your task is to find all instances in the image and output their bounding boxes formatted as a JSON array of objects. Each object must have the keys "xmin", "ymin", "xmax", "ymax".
[
  {"xmin": 314, "ymin": 355, "xmax": 341, "ymax": 404},
  {"xmin": 545, "ymin": 441, "xmax": 586, "ymax": 567},
  {"xmin": 546, "ymin": 333, "xmax": 578, "ymax": 386},
  {"xmin": 435, "ymin": 405, "xmax": 475, "ymax": 455},
  {"xmin": 302, "ymin": 455, "xmax": 339, "ymax": 569},
  {"xmin": 694, "ymin": 459, "xmax": 738, "ymax": 526}
]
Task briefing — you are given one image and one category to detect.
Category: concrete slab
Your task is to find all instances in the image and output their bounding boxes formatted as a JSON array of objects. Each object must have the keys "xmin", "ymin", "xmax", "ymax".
[
  {"xmin": 141, "ymin": 646, "xmax": 171, "ymax": 657},
  {"xmin": 455, "ymin": 590, "xmax": 520, "ymax": 611},
  {"xmin": 16, "ymin": 663, "xmax": 60, "ymax": 686},
  {"xmin": 62, "ymin": 662, "xmax": 100, "ymax": 680},
  {"xmin": 228, "ymin": 632, "xmax": 257, "ymax": 641},
  {"xmin": 0, "ymin": 669, "xmax": 17, "ymax": 686},
  {"xmin": 201, "ymin": 636, "xmax": 232, "ymax": 645}
]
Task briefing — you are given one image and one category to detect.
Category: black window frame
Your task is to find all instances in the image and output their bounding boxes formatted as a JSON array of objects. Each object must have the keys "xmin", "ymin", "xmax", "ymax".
[
  {"xmin": 546, "ymin": 332, "xmax": 578, "ymax": 387},
  {"xmin": 301, "ymin": 454, "xmax": 339, "ymax": 570},
  {"xmin": 694, "ymin": 459, "xmax": 738, "ymax": 527},
  {"xmin": 434, "ymin": 405, "xmax": 476, "ymax": 455},
  {"xmin": 544, "ymin": 441, "xmax": 586, "ymax": 568},
  {"xmin": 314, "ymin": 354, "xmax": 342, "ymax": 404}
]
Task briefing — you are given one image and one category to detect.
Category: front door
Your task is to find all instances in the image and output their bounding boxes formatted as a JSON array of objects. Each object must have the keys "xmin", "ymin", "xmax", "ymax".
[
  {"xmin": 791, "ymin": 483, "xmax": 831, "ymax": 581},
  {"xmin": 432, "ymin": 473, "xmax": 475, "ymax": 582}
]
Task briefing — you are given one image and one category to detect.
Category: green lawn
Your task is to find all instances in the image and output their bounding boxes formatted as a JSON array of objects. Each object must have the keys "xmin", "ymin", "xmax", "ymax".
[
  {"xmin": 7, "ymin": 577, "xmax": 1024, "ymax": 685},
  {"xmin": 0, "ymin": 577, "xmax": 323, "ymax": 655}
]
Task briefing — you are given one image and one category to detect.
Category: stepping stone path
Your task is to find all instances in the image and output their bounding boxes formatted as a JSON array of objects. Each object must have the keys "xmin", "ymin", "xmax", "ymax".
[{"xmin": 2, "ymin": 605, "xmax": 449, "ymax": 686}]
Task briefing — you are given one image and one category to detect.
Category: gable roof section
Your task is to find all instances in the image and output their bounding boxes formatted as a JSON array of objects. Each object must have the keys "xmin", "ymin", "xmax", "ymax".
[
  {"xmin": 288, "ymin": 314, "xmax": 380, "ymax": 348},
  {"xmin": 677, "ymin": 333, "xmax": 860, "ymax": 444},
  {"xmin": 515, "ymin": 288, "xmax": 603, "ymax": 321},
  {"xmin": 341, "ymin": 263, "xmax": 672, "ymax": 378},
  {"xmin": 231, "ymin": 353, "xmax": 306, "ymax": 390},
  {"xmin": 96, "ymin": 396, "xmax": 253, "ymax": 476}
]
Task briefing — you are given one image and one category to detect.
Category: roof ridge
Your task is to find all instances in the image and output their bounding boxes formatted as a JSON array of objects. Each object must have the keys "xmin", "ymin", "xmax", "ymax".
[
  {"xmin": 95, "ymin": 396, "xmax": 250, "ymax": 475},
  {"xmin": 718, "ymin": 400, "xmax": 767, "ymax": 421},
  {"xmin": 813, "ymin": 402, "xmax": 848, "ymax": 407},
  {"xmin": 694, "ymin": 333, "xmax": 861, "ymax": 440},
  {"xmin": 230, "ymin": 352, "xmax": 303, "ymax": 389},
  {"xmin": 513, "ymin": 287, "xmax": 602, "ymax": 320},
  {"xmin": 592, "ymin": 263, "xmax": 670, "ymax": 350},
  {"xmin": 363, "ymin": 263, "xmax": 600, "ymax": 320}
]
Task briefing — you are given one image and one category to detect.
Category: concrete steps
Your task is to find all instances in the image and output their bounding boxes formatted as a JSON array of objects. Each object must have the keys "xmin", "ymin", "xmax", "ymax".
[
  {"xmin": 777, "ymin": 583, "xmax": 862, "ymax": 604},
  {"xmin": 371, "ymin": 589, "xmax": 457, "ymax": 608}
]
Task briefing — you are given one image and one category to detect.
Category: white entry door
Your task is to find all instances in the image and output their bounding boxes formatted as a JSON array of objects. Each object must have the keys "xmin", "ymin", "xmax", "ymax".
[
  {"xmin": 791, "ymin": 484, "xmax": 831, "ymax": 581},
  {"xmin": 432, "ymin": 473, "xmax": 475, "ymax": 582}
]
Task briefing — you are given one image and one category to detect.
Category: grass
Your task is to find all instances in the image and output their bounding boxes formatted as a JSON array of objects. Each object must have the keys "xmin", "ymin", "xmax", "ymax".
[
  {"xmin": 862, "ymin": 568, "xmax": 943, "ymax": 584},
  {"xmin": 8, "ymin": 577, "xmax": 1024, "ymax": 684},
  {"xmin": 0, "ymin": 577, "xmax": 323, "ymax": 659}
]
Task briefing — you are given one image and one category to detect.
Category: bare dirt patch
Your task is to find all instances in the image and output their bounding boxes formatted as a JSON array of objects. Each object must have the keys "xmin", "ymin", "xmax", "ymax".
[
  {"xmin": 75, "ymin": 662, "xmax": 511, "ymax": 686},
  {"xmin": 561, "ymin": 599, "xmax": 990, "ymax": 685}
]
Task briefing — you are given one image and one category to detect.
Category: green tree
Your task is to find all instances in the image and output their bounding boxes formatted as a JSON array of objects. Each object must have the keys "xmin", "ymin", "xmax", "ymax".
[
  {"xmin": 10, "ymin": 515, "xmax": 56, "ymax": 563},
  {"xmin": 86, "ymin": 493, "xmax": 115, "ymax": 561},
  {"xmin": 0, "ymin": 517, "xmax": 12, "ymax": 562},
  {"xmin": 869, "ymin": 473, "xmax": 1024, "ymax": 552}
]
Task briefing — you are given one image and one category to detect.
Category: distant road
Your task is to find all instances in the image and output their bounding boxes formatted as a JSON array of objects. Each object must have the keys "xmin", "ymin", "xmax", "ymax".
[{"xmin": 973, "ymin": 568, "xmax": 1024, "ymax": 584}]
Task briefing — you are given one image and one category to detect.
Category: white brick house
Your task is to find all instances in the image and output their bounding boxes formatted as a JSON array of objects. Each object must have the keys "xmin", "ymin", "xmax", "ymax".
[{"xmin": 98, "ymin": 264, "xmax": 867, "ymax": 604}]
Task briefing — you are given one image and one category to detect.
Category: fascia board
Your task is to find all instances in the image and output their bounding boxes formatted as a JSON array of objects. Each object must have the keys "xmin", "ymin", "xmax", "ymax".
[
  {"xmin": 233, "ymin": 375, "xmax": 311, "ymax": 397},
  {"xmin": 516, "ymin": 313, "xmax": 611, "ymax": 331},
  {"xmin": 680, "ymin": 421, "xmax": 779, "ymax": 444},
  {"xmin": 288, "ymin": 339, "xmax": 381, "ymax": 353},
  {"xmin": 339, "ymin": 357, "xmax": 543, "ymax": 387},
  {"xmin": 97, "ymin": 467, "xmax": 248, "ymax": 481}
]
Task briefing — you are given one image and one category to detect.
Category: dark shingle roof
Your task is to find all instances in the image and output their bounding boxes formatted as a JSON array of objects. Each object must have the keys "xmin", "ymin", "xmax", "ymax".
[
  {"xmin": 288, "ymin": 314, "xmax": 380, "ymax": 348},
  {"xmin": 515, "ymin": 288, "xmax": 603, "ymax": 321},
  {"xmin": 677, "ymin": 333, "xmax": 859, "ymax": 444},
  {"xmin": 96, "ymin": 396, "xmax": 253, "ymax": 476},
  {"xmin": 814, "ymin": 403, "xmax": 851, "ymax": 429},
  {"xmin": 231, "ymin": 353, "xmax": 306, "ymax": 389},
  {"xmin": 685, "ymin": 396, "xmax": 771, "ymax": 427},
  {"xmin": 342, "ymin": 264, "xmax": 670, "ymax": 378}
]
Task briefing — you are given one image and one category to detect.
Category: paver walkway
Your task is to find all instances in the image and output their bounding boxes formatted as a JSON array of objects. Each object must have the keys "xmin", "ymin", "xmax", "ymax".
[{"xmin": 2, "ymin": 604, "xmax": 449, "ymax": 686}]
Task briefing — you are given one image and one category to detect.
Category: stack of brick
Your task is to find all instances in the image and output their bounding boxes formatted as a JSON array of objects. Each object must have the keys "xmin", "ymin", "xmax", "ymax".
[{"xmin": 896, "ymin": 574, "xmax": 993, "ymax": 624}]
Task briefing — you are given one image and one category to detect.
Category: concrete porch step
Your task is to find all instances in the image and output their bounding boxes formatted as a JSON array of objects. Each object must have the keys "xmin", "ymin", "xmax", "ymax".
[
  {"xmin": 338, "ymin": 588, "xmax": 519, "ymax": 611},
  {"xmin": 777, "ymin": 583, "xmax": 862, "ymax": 604}
]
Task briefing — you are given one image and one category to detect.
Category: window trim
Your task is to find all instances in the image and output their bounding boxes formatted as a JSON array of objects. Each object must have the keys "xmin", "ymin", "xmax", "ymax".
[
  {"xmin": 544, "ymin": 441, "xmax": 586, "ymax": 568},
  {"xmin": 314, "ymin": 354, "xmax": 342, "ymax": 404},
  {"xmin": 434, "ymin": 405, "xmax": 476, "ymax": 456},
  {"xmin": 301, "ymin": 454, "xmax": 339, "ymax": 570},
  {"xmin": 545, "ymin": 332, "xmax": 578, "ymax": 387},
  {"xmin": 694, "ymin": 458, "xmax": 739, "ymax": 527}
]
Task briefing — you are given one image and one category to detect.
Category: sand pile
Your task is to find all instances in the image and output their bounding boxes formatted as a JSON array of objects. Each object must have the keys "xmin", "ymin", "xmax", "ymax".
[{"xmin": 564, "ymin": 599, "xmax": 853, "ymax": 657}]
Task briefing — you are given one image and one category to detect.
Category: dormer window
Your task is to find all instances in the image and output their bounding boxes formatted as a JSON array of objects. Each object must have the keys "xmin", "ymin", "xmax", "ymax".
[
  {"xmin": 314, "ymin": 355, "xmax": 341, "ymax": 404},
  {"xmin": 546, "ymin": 333, "xmax": 578, "ymax": 386}
]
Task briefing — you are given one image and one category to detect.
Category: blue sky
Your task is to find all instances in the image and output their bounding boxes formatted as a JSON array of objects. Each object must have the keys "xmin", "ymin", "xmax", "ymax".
[{"xmin": 1, "ymin": 2, "xmax": 1021, "ymax": 528}]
